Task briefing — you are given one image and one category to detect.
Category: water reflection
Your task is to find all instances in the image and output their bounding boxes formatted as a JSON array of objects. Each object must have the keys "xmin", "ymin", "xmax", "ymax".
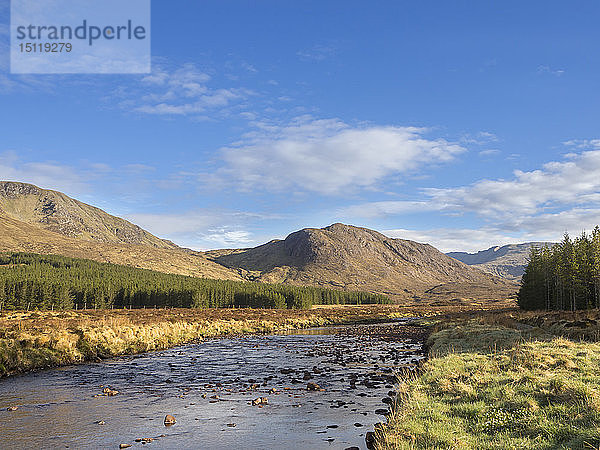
[{"xmin": 0, "ymin": 323, "xmax": 424, "ymax": 449}]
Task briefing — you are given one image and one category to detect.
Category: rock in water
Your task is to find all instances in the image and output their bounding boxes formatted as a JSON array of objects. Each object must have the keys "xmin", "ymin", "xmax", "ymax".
[
  {"xmin": 365, "ymin": 431, "xmax": 376, "ymax": 449},
  {"xmin": 119, "ymin": 445, "xmax": 131, "ymax": 449},
  {"xmin": 164, "ymin": 414, "xmax": 176, "ymax": 426},
  {"xmin": 307, "ymin": 382, "xmax": 320, "ymax": 391}
]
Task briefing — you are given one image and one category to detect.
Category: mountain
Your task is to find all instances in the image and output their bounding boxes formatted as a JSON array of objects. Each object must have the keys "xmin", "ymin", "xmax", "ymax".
[
  {"xmin": 206, "ymin": 223, "xmax": 517, "ymax": 303},
  {"xmin": 0, "ymin": 181, "xmax": 176, "ymax": 249},
  {"xmin": 0, "ymin": 182, "xmax": 241, "ymax": 281},
  {"xmin": 0, "ymin": 182, "xmax": 517, "ymax": 304},
  {"xmin": 447, "ymin": 242, "xmax": 551, "ymax": 280}
]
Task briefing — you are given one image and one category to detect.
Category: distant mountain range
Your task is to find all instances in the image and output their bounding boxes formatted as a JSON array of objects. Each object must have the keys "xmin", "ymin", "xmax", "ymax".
[
  {"xmin": 448, "ymin": 242, "xmax": 552, "ymax": 280},
  {"xmin": 0, "ymin": 181, "xmax": 517, "ymax": 305}
]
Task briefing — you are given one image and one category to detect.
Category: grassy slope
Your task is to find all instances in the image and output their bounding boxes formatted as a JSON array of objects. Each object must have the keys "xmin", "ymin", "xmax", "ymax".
[
  {"xmin": 0, "ymin": 215, "xmax": 242, "ymax": 280},
  {"xmin": 378, "ymin": 311, "xmax": 600, "ymax": 449},
  {"xmin": 0, "ymin": 182, "xmax": 176, "ymax": 248}
]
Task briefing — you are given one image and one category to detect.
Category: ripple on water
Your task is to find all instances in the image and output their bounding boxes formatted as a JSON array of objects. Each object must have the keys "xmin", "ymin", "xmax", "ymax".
[{"xmin": 0, "ymin": 322, "xmax": 425, "ymax": 450}]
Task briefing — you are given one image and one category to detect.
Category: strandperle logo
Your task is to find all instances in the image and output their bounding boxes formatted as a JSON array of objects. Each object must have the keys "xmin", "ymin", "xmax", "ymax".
[
  {"xmin": 15, "ymin": 20, "xmax": 148, "ymax": 46},
  {"xmin": 11, "ymin": 0, "xmax": 151, "ymax": 74}
]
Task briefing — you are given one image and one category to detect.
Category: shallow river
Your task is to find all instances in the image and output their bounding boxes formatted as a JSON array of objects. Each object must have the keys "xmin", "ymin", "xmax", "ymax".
[{"xmin": 0, "ymin": 322, "xmax": 424, "ymax": 449}]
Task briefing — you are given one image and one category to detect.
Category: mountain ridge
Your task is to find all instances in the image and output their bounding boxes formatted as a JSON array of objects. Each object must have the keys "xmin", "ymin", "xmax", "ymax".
[
  {"xmin": 0, "ymin": 181, "xmax": 177, "ymax": 249},
  {"xmin": 0, "ymin": 212, "xmax": 242, "ymax": 280},
  {"xmin": 207, "ymin": 223, "xmax": 517, "ymax": 302},
  {"xmin": 448, "ymin": 242, "xmax": 552, "ymax": 280},
  {"xmin": 0, "ymin": 181, "xmax": 517, "ymax": 305}
]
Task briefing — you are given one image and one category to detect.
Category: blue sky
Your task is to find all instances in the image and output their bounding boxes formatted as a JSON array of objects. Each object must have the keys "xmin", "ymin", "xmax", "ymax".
[{"xmin": 1, "ymin": 1, "xmax": 600, "ymax": 252}]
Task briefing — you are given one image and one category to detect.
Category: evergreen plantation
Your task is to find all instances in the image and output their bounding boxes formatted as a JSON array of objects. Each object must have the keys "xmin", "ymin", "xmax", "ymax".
[
  {"xmin": 519, "ymin": 227, "xmax": 600, "ymax": 311},
  {"xmin": 0, "ymin": 253, "xmax": 390, "ymax": 311}
]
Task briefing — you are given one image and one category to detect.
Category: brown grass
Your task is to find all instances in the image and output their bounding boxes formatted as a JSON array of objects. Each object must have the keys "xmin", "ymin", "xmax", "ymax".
[{"xmin": 0, "ymin": 303, "xmax": 514, "ymax": 378}]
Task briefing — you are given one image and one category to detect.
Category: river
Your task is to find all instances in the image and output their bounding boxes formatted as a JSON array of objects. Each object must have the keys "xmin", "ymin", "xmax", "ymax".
[{"xmin": 0, "ymin": 321, "xmax": 425, "ymax": 449}]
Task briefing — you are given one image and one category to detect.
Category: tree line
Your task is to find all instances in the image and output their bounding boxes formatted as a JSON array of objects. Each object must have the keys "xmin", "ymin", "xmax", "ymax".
[
  {"xmin": 518, "ymin": 227, "xmax": 600, "ymax": 311},
  {"xmin": 0, "ymin": 252, "xmax": 391, "ymax": 311}
]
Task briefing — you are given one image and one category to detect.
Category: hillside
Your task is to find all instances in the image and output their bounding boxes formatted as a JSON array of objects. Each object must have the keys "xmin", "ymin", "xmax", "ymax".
[
  {"xmin": 0, "ymin": 182, "xmax": 517, "ymax": 305},
  {"xmin": 0, "ymin": 181, "xmax": 176, "ymax": 249},
  {"xmin": 0, "ymin": 212, "xmax": 241, "ymax": 281},
  {"xmin": 447, "ymin": 242, "xmax": 551, "ymax": 280},
  {"xmin": 207, "ymin": 223, "xmax": 517, "ymax": 303}
]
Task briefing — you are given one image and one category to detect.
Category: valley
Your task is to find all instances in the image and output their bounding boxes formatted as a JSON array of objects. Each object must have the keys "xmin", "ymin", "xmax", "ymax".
[
  {"xmin": 1, "ymin": 181, "xmax": 594, "ymax": 450},
  {"xmin": 0, "ymin": 181, "xmax": 518, "ymax": 306}
]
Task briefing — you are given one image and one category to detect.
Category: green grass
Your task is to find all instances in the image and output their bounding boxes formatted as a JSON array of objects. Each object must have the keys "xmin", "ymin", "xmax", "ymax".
[{"xmin": 378, "ymin": 319, "xmax": 600, "ymax": 449}]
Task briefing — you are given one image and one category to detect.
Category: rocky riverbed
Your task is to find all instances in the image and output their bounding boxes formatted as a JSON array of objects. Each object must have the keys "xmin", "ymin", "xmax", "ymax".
[{"xmin": 0, "ymin": 321, "xmax": 426, "ymax": 449}]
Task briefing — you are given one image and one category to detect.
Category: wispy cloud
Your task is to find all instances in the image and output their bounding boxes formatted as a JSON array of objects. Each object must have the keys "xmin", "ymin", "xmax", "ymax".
[
  {"xmin": 0, "ymin": 152, "xmax": 161, "ymax": 204},
  {"xmin": 127, "ymin": 210, "xmax": 278, "ymax": 249},
  {"xmin": 563, "ymin": 139, "xmax": 600, "ymax": 150},
  {"xmin": 203, "ymin": 229, "xmax": 253, "ymax": 247},
  {"xmin": 384, "ymin": 227, "xmax": 526, "ymax": 253},
  {"xmin": 538, "ymin": 65, "xmax": 565, "ymax": 77},
  {"xmin": 0, "ymin": 151, "xmax": 88, "ymax": 195},
  {"xmin": 478, "ymin": 149, "xmax": 501, "ymax": 157},
  {"xmin": 460, "ymin": 131, "xmax": 499, "ymax": 146},
  {"xmin": 339, "ymin": 200, "xmax": 432, "ymax": 218},
  {"xmin": 116, "ymin": 64, "xmax": 253, "ymax": 118},
  {"xmin": 297, "ymin": 44, "xmax": 337, "ymax": 61},
  {"xmin": 215, "ymin": 116, "xmax": 465, "ymax": 195},
  {"xmin": 345, "ymin": 146, "xmax": 600, "ymax": 248}
]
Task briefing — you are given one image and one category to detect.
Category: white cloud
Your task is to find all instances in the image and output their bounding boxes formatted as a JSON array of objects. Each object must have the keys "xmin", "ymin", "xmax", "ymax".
[
  {"xmin": 0, "ymin": 151, "xmax": 88, "ymax": 195},
  {"xmin": 346, "ymin": 147, "xmax": 600, "ymax": 250},
  {"xmin": 424, "ymin": 150, "xmax": 600, "ymax": 218},
  {"xmin": 384, "ymin": 227, "xmax": 527, "ymax": 253},
  {"xmin": 297, "ymin": 44, "xmax": 337, "ymax": 61},
  {"xmin": 538, "ymin": 65, "xmax": 565, "ymax": 77},
  {"xmin": 217, "ymin": 116, "xmax": 465, "ymax": 195},
  {"xmin": 126, "ymin": 210, "xmax": 281, "ymax": 249},
  {"xmin": 118, "ymin": 64, "xmax": 251, "ymax": 117},
  {"xmin": 479, "ymin": 149, "xmax": 501, "ymax": 157},
  {"xmin": 341, "ymin": 150, "xmax": 600, "ymax": 222},
  {"xmin": 203, "ymin": 229, "xmax": 253, "ymax": 247}
]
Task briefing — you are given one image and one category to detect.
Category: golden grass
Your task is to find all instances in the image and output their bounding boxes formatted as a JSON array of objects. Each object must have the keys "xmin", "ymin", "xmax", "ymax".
[{"xmin": 0, "ymin": 305, "xmax": 424, "ymax": 377}]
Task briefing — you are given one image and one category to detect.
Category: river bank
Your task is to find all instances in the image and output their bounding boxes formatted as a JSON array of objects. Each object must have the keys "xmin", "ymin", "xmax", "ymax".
[
  {"xmin": 1, "ymin": 320, "xmax": 427, "ymax": 449},
  {"xmin": 0, "ymin": 305, "xmax": 432, "ymax": 377},
  {"xmin": 377, "ymin": 309, "xmax": 600, "ymax": 449}
]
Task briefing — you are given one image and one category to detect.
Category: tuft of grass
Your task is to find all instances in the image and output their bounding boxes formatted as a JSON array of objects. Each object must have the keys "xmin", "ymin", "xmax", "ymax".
[{"xmin": 378, "ymin": 316, "xmax": 600, "ymax": 450}]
